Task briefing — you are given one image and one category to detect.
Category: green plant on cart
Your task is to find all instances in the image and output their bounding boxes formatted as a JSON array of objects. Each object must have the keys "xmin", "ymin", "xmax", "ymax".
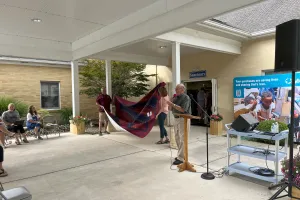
[
  {"xmin": 243, "ymin": 120, "xmax": 289, "ymax": 146},
  {"xmin": 256, "ymin": 120, "xmax": 288, "ymax": 133}
]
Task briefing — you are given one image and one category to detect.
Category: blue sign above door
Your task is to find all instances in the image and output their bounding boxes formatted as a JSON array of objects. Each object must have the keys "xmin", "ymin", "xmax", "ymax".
[{"xmin": 189, "ymin": 70, "xmax": 206, "ymax": 78}]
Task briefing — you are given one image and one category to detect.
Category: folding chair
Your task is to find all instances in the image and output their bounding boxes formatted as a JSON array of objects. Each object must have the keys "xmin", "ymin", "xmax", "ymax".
[
  {"xmin": 41, "ymin": 115, "xmax": 60, "ymax": 138},
  {"xmin": 0, "ymin": 185, "xmax": 32, "ymax": 200}
]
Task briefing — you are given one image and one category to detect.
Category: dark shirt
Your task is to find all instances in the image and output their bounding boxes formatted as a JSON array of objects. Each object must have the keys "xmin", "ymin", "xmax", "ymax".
[
  {"xmin": 96, "ymin": 94, "xmax": 112, "ymax": 112},
  {"xmin": 172, "ymin": 93, "xmax": 191, "ymax": 116}
]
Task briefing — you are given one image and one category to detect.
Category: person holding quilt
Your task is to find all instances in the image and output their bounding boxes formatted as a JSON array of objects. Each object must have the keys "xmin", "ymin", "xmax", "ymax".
[{"xmin": 155, "ymin": 86, "xmax": 170, "ymax": 144}]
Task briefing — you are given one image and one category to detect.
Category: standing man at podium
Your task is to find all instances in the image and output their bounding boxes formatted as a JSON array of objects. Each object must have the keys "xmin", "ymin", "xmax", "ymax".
[{"xmin": 167, "ymin": 84, "xmax": 191, "ymax": 165}]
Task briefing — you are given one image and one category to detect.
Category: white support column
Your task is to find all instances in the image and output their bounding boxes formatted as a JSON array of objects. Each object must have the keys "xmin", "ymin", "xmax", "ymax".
[
  {"xmin": 105, "ymin": 60, "xmax": 112, "ymax": 96},
  {"xmin": 172, "ymin": 42, "xmax": 181, "ymax": 92},
  {"xmin": 71, "ymin": 61, "xmax": 80, "ymax": 117},
  {"xmin": 105, "ymin": 60, "xmax": 115, "ymax": 132},
  {"xmin": 168, "ymin": 42, "xmax": 181, "ymax": 128}
]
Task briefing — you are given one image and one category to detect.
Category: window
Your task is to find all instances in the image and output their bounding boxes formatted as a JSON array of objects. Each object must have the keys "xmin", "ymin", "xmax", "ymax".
[{"xmin": 40, "ymin": 81, "xmax": 60, "ymax": 109}]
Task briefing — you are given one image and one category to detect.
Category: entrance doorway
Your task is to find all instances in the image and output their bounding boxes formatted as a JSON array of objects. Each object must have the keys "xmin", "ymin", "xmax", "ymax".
[{"xmin": 184, "ymin": 79, "xmax": 217, "ymax": 126}]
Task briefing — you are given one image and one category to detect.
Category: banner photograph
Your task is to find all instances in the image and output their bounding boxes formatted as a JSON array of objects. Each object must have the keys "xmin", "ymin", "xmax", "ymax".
[{"xmin": 233, "ymin": 73, "xmax": 300, "ymax": 123}]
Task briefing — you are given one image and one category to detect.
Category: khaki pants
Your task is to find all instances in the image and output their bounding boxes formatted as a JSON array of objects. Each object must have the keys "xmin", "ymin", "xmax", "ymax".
[
  {"xmin": 99, "ymin": 112, "xmax": 108, "ymax": 122},
  {"xmin": 174, "ymin": 117, "xmax": 190, "ymax": 162}
]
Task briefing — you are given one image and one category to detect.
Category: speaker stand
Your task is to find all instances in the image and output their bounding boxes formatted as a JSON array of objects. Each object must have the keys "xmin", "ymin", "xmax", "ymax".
[{"xmin": 269, "ymin": 71, "xmax": 297, "ymax": 199}]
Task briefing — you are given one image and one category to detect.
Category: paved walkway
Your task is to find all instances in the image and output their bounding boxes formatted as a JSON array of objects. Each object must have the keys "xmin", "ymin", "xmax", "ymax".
[{"xmin": 0, "ymin": 126, "xmax": 292, "ymax": 200}]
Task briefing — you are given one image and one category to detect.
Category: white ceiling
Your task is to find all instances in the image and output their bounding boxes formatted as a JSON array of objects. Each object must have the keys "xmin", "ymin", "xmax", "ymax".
[
  {"xmin": 0, "ymin": 0, "xmax": 158, "ymax": 42},
  {"xmin": 0, "ymin": 0, "xmax": 261, "ymax": 63},
  {"xmin": 113, "ymin": 39, "xmax": 204, "ymax": 57}
]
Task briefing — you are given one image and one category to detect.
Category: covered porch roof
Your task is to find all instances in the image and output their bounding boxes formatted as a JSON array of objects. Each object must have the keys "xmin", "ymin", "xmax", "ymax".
[{"xmin": 0, "ymin": 0, "xmax": 262, "ymax": 65}]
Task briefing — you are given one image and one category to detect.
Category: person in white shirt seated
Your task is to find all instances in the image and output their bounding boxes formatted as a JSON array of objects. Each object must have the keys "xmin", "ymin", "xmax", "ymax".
[{"xmin": 26, "ymin": 105, "xmax": 43, "ymax": 140}]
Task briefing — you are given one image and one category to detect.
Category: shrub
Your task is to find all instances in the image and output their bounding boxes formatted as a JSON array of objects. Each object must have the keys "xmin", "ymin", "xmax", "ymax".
[
  {"xmin": 37, "ymin": 109, "xmax": 51, "ymax": 119},
  {"xmin": 256, "ymin": 120, "xmax": 289, "ymax": 133},
  {"xmin": 0, "ymin": 96, "xmax": 28, "ymax": 117},
  {"xmin": 58, "ymin": 107, "xmax": 73, "ymax": 124},
  {"xmin": 243, "ymin": 120, "xmax": 289, "ymax": 146}
]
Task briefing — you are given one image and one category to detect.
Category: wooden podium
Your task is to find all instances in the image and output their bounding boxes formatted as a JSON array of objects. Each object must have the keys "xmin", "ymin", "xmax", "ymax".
[{"xmin": 174, "ymin": 113, "xmax": 201, "ymax": 172}]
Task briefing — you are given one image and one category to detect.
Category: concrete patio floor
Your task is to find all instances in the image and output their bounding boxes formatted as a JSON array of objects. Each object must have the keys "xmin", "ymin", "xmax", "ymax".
[{"xmin": 0, "ymin": 125, "xmax": 293, "ymax": 200}]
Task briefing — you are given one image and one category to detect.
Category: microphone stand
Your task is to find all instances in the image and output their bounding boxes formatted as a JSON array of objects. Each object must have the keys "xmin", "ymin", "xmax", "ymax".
[{"xmin": 189, "ymin": 94, "xmax": 215, "ymax": 180}]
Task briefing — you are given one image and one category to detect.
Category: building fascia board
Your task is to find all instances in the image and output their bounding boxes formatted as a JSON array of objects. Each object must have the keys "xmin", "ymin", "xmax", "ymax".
[
  {"xmin": 156, "ymin": 28, "xmax": 241, "ymax": 54},
  {"xmin": 72, "ymin": 0, "xmax": 261, "ymax": 60}
]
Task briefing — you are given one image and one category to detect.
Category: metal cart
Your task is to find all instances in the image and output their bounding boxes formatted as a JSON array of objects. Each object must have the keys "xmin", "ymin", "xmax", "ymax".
[{"xmin": 225, "ymin": 123, "xmax": 288, "ymax": 184}]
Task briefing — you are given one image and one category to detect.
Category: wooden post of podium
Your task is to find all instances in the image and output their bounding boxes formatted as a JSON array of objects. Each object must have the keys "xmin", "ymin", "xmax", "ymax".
[{"xmin": 174, "ymin": 113, "xmax": 200, "ymax": 172}]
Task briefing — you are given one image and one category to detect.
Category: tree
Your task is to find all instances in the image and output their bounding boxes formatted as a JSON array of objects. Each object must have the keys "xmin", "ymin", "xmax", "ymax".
[{"xmin": 79, "ymin": 59, "xmax": 156, "ymax": 98}]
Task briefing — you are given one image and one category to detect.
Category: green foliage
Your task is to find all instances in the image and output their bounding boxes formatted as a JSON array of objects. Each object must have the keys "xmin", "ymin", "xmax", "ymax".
[
  {"xmin": 69, "ymin": 115, "xmax": 88, "ymax": 126},
  {"xmin": 0, "ymin": 96, "xmax": 28, "ymax": 117},
  {"xmin": 79, "ymin": 59, "xmax": 156, "ymax": 98},
  {"xmin": 211, "ymin": 114, "xmax": 223, "ymax": 121},
  {"xmin": 58, "ymin": 108, "xmax": 73, "ymax": 124},
  {"xmin": 256, "ymin": 120, "xmax": 288, "ymax": 133},
  {"xmin": 243, "ymin": 120, "xmax": 289, "ymax": 146},
  {"xmin": 281, "ymin": 154, "xmax": 300, "ymax": 186},
  {"xmin": 37, "ymin": 109, "xmax": 51, "ymax": 120}
]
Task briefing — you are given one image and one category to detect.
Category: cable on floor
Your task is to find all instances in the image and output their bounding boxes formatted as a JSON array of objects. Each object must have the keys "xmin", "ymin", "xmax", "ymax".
[
  {"xmin": 168, "ymin": 126, "xmax": 228, "ymax": 177},
  {"xmin": 2, "ymin": 150, "xmax": 145, "ymax": 184}
]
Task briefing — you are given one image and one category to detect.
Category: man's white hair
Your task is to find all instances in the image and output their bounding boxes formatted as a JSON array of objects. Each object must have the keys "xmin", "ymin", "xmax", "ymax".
[{"xmin": 176, "ymin": 84, "xmax": 186, "ymax": 91}]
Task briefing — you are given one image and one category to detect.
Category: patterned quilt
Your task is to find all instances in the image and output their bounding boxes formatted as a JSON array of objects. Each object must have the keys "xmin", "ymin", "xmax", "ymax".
[{"xmin": 108, "ymin": 82, "xmax": 166, "ymax": 138}]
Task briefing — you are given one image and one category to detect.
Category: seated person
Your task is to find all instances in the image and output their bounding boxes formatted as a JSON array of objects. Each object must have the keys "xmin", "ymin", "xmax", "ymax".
[
  {"xmin": 2, "ymin": 103, "xmax": 29, "ymax": 145},
  {"xmin": 256, "ymin": 91, "xmax": 275, "ymax": 121},
  {"xmin": 26, "ymin": 105, "xmax": 43, "ymax": 140},
  {"xmin": 0, "ymin": 117, "xmax": 15, "ymax": 147},
  {"xmin": 0, "ymin": 120, "xmax": 15, "ymax": 177}
]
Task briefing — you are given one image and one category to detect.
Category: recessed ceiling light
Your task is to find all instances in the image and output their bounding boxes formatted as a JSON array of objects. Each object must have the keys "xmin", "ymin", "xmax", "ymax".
[
  {"xmin": 159, "ymin": 46, "xmax": 167, "ymax": 49},
  {"xmin": 31, "ymin": 18, "xmax": 42, "ymax": 23}
]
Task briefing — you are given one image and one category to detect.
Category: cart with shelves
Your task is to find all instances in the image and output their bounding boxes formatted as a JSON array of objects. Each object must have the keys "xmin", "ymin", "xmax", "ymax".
[{"xmin": 225, "ymin": 123, "xmax": 289, "ymax": 184}]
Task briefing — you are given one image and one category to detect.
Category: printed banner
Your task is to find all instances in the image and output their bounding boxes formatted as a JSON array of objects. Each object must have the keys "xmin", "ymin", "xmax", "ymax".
[{"xmin": 233, "ymin": 73, "xmax": 300, "ymax": 125}]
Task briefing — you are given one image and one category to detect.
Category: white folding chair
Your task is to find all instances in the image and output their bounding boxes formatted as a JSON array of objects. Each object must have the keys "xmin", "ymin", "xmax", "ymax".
[{"xmin": 0, "ymin": 186, "xmax": 32, "ymax": 200}]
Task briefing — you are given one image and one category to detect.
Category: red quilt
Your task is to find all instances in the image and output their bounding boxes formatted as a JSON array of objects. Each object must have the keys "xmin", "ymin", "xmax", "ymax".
[{"xmin": 108, "ymin": 82, "xmax": 166, "ymax": 138}]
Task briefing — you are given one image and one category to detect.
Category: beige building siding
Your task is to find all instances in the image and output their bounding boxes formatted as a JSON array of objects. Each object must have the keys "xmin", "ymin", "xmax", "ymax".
[
  {"xmin": 180, "ymin": 36, "xmax": 276, "ymax": 125},
  {"xmin": 0, "ymin": 64, "xmax": 172, "ymax": 121},
  {"xmin": 0, "ymin": 64, "xmax": 96, "ymax": 120}
]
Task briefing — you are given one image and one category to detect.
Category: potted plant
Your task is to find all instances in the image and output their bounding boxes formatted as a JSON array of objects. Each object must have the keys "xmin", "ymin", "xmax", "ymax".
[
  {"xmin": 256, "ymin": 120, "xmax": 288, "ymax": 133},
  {"xmin": 281, "ymin": 154, "xmax": 300, "ymax": 199},
  {"xmin": 210, "ymin": 113, "xmax": 223, "ymax": 136},
  {"xmin": 69, "ymin": 116, "xmax": 88, "ymax": 135}
]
